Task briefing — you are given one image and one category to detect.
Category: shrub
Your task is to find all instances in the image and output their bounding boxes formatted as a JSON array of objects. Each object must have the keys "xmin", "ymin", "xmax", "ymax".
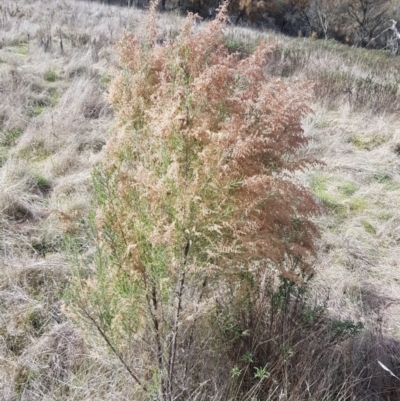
[{"xmin": 69, "ymin": 2, "xmax": 319, "ymax": 400}]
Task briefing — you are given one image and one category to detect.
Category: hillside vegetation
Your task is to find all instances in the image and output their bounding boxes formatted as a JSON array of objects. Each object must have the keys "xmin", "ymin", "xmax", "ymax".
[
  {"xmin": 89, "ymin": 0, "xmax": 400, "ymax": 52},
  {"xmin": 0, "ymin": 0, "xmax": 400, "ymax": 400}
]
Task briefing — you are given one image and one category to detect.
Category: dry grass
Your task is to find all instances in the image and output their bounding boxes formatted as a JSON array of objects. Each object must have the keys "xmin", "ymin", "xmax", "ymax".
[
  {"xmin": 0, "ymin": 0, "xmax": 400, "ymax": 399},
  {"xmin": 224, "ymin": 25, "xmax": 400, "ymax": 340},
  {"xmin": 303, "ymin": 106, "xmax": 400, "ymax": 338},
  {"xmin": 0, "ymin": 0, "xmax": 161, "ymax": 398}
]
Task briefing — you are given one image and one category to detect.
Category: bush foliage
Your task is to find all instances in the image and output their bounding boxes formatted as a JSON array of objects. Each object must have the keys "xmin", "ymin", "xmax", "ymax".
[{"xmin": 70, "ymin": 2, "xmax": 322, "ymax": 400}]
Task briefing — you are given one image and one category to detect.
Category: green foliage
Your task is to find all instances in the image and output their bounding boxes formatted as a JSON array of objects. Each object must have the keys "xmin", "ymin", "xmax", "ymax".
[
  {"xmin": 339, "ymin": 181, "xmax": 358, "ymax": 196},
  {"xmin": 31, "ymin": 105, "xmax": 45, "ymax": 116},
  {"xmin": 350, "ymin": 133, "xmax": 386, "ymax": 150},
  {"xmin": 33, "ymin": 174, "xmax": 52, "ymax": 195},
  {"xmin": 254, "ymin": 365, "xmax": 269, "ymax": 380},
  {"xmin": 242, "ymin": 352, "xmax": 253, "ymax": 363},
  {"xmin": 1, "ymin": 127, "xmax": 22, "ymax": 146},
  {"xmin": 348, "ymin": 197, "xmax": 367, "ymax": 213},
  {"xmin": 44, "ymin": 69, "xmax": 58, "ymax": 82},
  {"xmin": 281, "ymin": 344, "xmax": 293, "ymax": 359},
  {"xmin": 361, "ymin": 219, "xmax": 376, "ymax": 234},
  {"xmin": 222, "ymin": 36, "xmax": 258, "ymax": 57},
  {"xmin": 331, "ymin": 319, "xmax": 363, "ymax": 338},
  {"xmin": 374, "ymin": 171, "xmax": 392, "ymax": 183},
  {"xmin": 17, "ymin": 141, "xmax": 50, "ymax": 161},
  {"xmin": 99, "ymin": 72, "xmax": 111, "ymax": 90},
  {"xmin": 376, "ymin": 211, "xmax": 393, "ymax": 221},
  {"xmin": 9, "ymin": 38, "xmax": 29, "ymax": 55},
  {"xmin": 310, "ymin": 175, "xmax": 368, "ymax": 217},
  {"xmin": 310, "ymin": 175, "xmax": 345, "ymax": 214},
  {"xmin": 231, "ymin": 366, "xmax": 241, "ymax": 378},
  {"xmin": 301, "ymin": 303, "xmax": 326, "ymax": 324}
]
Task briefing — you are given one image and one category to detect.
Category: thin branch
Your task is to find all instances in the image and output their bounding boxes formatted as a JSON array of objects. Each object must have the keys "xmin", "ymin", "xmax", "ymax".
[
  {"xmin": 167, "ymin": 239, "xmax": 190, "ymax": 399},
  {"xmin": 145, "ymin": 280, "xmax": 166, "ymax": 383},
  {"xmin": 80, "ymin": 305, "xmax": 148, "ymax": 392}
]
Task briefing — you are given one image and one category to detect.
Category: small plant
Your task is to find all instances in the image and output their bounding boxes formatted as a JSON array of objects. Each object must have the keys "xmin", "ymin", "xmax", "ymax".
[
  {"xmin": 310, "ymin": 175, "xmax": 345, "ymax": 215},
  {"xmin": 361, "ymin": 219, "xmax": 376, "ymax": 234},
  {"xmin": 254, "ymin": 365, "xmax": 269, "ymax": 380},
  {"xmin": 281, "ymin": 345, "xmax": 293, "ymax": 359},
  {"xmin": 1, "ymin": 127, "xmax": 22, "ymax": 146},
  {"xmin": 241, "ymin": 352, "xmax": 254, "ymax": 363},
  {"xmin": 231, "ymin": 366, "xmax": 241, "ymax": 378},
  {"xmin": 44, "ymin": 69, "xmax": 58, "ymax": 82},
  {"xmin": 33, "ymin": 106, "xmax": 45, "ymax": 116},
  {"xmin": 34, "ymin": 174, "xmax": 51, "ymax": 194},
  {"xmin": 331, "ymin": 319, "xmax": 363, "ymax": 338},
  {"xmin": 301, "ymin": 302, "xmax": 326, "ymax": 324},
  {"xmin": 348, "ymin": 197, "xmax": 367, "ymax": 213},
  {"xmin": 374, "ymin": 171, "xmax": 391, "ymax": 183},
  {"xmin": 339, "ymin": 181, "xmax": 358, "ymax": 196}
]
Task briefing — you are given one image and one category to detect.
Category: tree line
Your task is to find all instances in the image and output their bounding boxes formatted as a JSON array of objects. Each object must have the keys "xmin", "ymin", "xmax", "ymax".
[{"xmin": 85, "ymin": 0, "xmax": 400, "ymax": 52}]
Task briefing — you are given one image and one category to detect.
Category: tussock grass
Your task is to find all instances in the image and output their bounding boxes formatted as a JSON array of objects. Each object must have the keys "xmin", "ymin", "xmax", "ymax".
[{"xmin": 0, "ymin": 0, "xmax": 399, "ymax": 399}]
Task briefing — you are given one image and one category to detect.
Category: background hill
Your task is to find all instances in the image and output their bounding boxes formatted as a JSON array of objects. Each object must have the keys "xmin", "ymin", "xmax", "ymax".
[
  {"xmin": 0, "ymin": 0, "xmax": 400, "ymax": 399},
  {"xmin": 86, "ymin": 0, "xmax": 400, "ymax": 51}
]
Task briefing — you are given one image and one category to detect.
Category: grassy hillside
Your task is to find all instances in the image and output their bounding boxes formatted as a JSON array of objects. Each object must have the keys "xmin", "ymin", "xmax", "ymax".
[{"xmin": 0, "ymin": 0, "xmax": 399, "ymax": 399}]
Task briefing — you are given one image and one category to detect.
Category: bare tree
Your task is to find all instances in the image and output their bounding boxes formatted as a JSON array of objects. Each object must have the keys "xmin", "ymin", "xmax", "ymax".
[
  {"xmin": 345, "ymin": 0, "xmax": 390, "ymax": 46},
  {"xmin": 287, "ymin": 0, "xmax": 345, "ymax": 39},
  {"xmin": 368, "ymin": 19, "xmax": 400, "ymax": 54}
]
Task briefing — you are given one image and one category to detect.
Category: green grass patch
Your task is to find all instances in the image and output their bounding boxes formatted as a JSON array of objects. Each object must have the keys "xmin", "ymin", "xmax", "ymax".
[
  {"xmin": 376, "ymin": 211, "xmax": 394, "ymax": 221},
  {"xmin": 17, "ymin": 44, "xmax": 29, "ymax": 55},
  {"xmin": 310, "ymin": 175, "xmax": 329, "ymax": 194},
  {"xmin": 373, "ymin": 171, "xmax": 400, "ymax": 190},
  {"xmin": 361, "ymin": 220, "xmax": 376, "ymax": 234},
  {"xmin": 99, "ymin": 72, "xmax": 111, "ymax": 90},
  {"xmin": 310, "ymin": 175, "xmax": 367, "ymax": 216},
  {"xmin": 348, "ymin": 197, "xmax": 367, "ymax": 213},
  {"xmin": 222, "ymin": 37, "xmax": 257, "ymax": 57},
  {"xmin": 9, "ymin": 39, "xmax": 29, "ymax": 55},
  {"xmin": 310, "ymin": 176, "xmax": 345, "ymax": 215},
  {"xmin": 35, "ymin": 174, "xmax": 51, "ymax": 192},
  {"xmin": 338, "ymin": 181, "xmax": 358, "ymax": 196},
  {"xmin": 383, "ymin": 181, "xmax": 400, "ymax": 191},
  {"xmin": 47, "ymin": 87, "xmax": 61, "ymax": 106},
  {"xmin": 17, "ymin": 142, "xmax": 51, "ymax": 162},
  {"xmin": 1, "ymin": 127, "xmax": 22, "ymax": 146},
  {"xmin": 44, "ymin": 69, "xmax": 58, "ymax": 82},
  {"xmin": 9, "ymin": 38, "xmax": 28, "ymax": 47},
  {"xmin": 350, "ymin": 133, "xmax": 386, "ymax": 150},
  {"xmin": 374, "ymin": 171, "xmax": 392, "ymax": 183},
  {"xmin": 30, "ymin": 105, "xmax": 46, "ymax": 117}
]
